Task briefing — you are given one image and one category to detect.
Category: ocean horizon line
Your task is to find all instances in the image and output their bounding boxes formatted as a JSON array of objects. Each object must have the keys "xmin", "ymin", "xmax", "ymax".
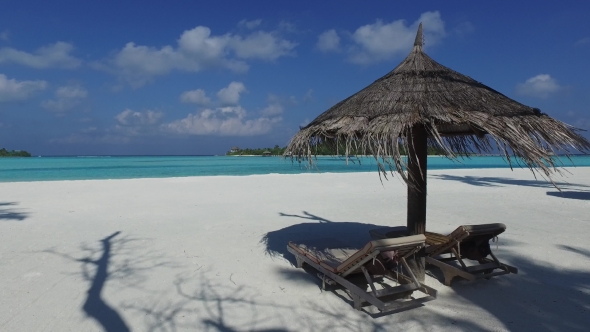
[
  {"xmin": 29, "ymin": 153, "xmax": 589, "ymax": 158},
  {"xmin": 34, "ymin": 154, "xmax": 217, "ymax": 158}
]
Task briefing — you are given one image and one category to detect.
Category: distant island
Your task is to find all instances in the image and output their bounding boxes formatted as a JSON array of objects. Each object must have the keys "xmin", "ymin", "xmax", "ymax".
[
  {"xmin": 0, "ymin": 148, "xmax": 32, "ymax": 157},
  {"xmin": 227, "ymin": 145, "xmax": 286, "ymax": 156},
  {"xmin": 226, "ymin": 144, "xmax": 446, "ymax": 156}
]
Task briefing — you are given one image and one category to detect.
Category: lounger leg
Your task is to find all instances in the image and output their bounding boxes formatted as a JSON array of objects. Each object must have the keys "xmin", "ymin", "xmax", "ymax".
[
  {"xmin": 443, "ymin": 271, "xmax": 455, "ymax": 286},
  {"xmin": 432, "ymin": 264, "xmax": 456, "ymax": 286},
  {"xmin": 488, "ymin": 252, "xmax": 518, "ymax": 274},
  {"xmin": 361, "ymin": 267, "xmax": 378, "ymax": 297},
  {"xmin": 477, "ymin": 259, "xmax": 494, "ymax": 279},
  {"xmin": 451, "ymin": 248, "xmax": 468, "ymax": 270},
  {"xmin": 295, "ymin": 256, "xmax": 304, "ymax": 268},
  {"xmin": 351, "ymin": 294, "xmax": 362, "ymax": 310}
]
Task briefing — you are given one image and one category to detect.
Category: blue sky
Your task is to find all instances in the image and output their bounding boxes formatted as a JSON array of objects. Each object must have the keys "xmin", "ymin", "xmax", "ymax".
[{"xmin": 1, "ymin": 1, "xmax": 589, "ymax": 156}]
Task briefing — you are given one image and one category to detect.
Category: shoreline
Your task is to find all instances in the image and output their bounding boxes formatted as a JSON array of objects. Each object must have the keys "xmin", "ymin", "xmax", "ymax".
[{"xmin": 1, "ymin": 165, "xmax": 589, "ymax": 184}]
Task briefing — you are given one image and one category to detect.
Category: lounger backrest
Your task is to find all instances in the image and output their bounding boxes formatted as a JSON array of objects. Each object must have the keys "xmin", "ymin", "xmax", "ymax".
[
  {"xmin": 427, "ymin": 223, "xmax": 506, "ymax": 257},
  {"xmin": 450, "ymin": 223, "xmax": 506, "ymax": 240},
  {"xmin": 330, "ymin": 234, "xmax": 426, "ymax": 274}
]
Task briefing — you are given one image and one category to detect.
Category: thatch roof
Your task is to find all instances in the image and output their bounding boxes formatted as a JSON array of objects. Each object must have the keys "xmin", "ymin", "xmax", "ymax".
[{"xmin": 286, "ymin": 24, "xmax": 590, "ymax": 181}]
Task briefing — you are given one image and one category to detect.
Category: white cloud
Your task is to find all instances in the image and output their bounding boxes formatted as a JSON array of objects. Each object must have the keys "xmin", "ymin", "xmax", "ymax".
[
  {"xmin": 217, "ymin": 81, "xmax": 246, "ymax": 106},
  {"xmin": 260, "ymin": 103, "xmax": 283, "ymax": 117},
  {"xmin": 453, "ymin": 22, "xmax": 475, "ymax": 38},
  {"xmin": 317, "ymin": 30, "xmax": 340, "ymax": 53},
  {"xmin": 98, "ymin": 25, "xmax": 296, "ymax": 87},
  {"xmin": 176, "ymin": 26, "xmax": 244, "ymax": 64},
  {"xmin": 303, "ymin": 89, "xmax": 314, "ymax": 103},
  {"xmin": 57, "ymin": 90, "xmax": 282, "ymax": 143},
  {"xmin": 516, "ymin": 74, "xmax": 564, "ymax": 98},
  {"xmin": 300, "ymin": 118, "xmax": 310, "ymax": 127},
  {"xmin": 574, "ymin": 118, "xmax": 590, "ymax": 129},
  {"xmin": 569, "ymin": 112, "xmax": 590, "ymax": 130},
  {"xmin": 50, "ymin": 131, "xmax": 131, "ymax": 145},
  {"xmin": 576, "ymin": 37, "xmax": 590, "ymax": 46},
  {"xmin": 115, "ymin": 109, "xmax": 164, "ymax": 126},
  {"xmin": 163, "ymin": 105, "xmax": 280, "ymax": 136},
  {"xmin": 99, "ymin": 37, "xmax": 244, "ymax": 88},
  {"xmin": 278, "ymin": 21, "xmax": 297, "ymax": 33},
  {"xmin": 56, "ymin": 85, "xmax": 87, "ymax": 99},
  {"xmin": 41, "ymin": 85, "xmax": 88, "ymax": 113},
  {"xmin": 348, "ymin": 11, "xmax": 446, "ymax": 64},
  {"xmin": 170, "ymin": 83, "xmax": 282, "ymax": 136},
  {"xmin": 230, "ymin": 31, "xmax": 297, "ymax": 60},
  {"xmin": 0, "ymin": 42, "xmax": 81, "ymax": 69},
  {"xmin": 113, "ymin": 109, "xmax": 165, "ymax": 137},
  {"xmin": 260, "ymin": 94, "xmax": 284, "ymax": 116},
  {"xmin": 238, "ymin": 19, "xmax": 262, "ymax": 29},
  {"xmin": 51, "ymin": 109, "xmax": 164, "ymax": 145},
  {"xmin": 0, "ymin": 74, "xmax": 47, "ymax": 102},
  {"xmin": 180, "ymin": 88, "xmax": 210, "ymax": 105},
  {"xmin": 0, "ymin": 30, "xmax": 9, "ymax": 41}
]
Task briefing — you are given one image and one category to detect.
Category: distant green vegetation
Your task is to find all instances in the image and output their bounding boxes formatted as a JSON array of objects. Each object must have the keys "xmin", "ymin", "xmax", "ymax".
[
  {"xmin": 227, "ymin": 143, "xmax": 446, "ymax": 156},
  {"xmin": 227, "ymin": 145, "xmax": 286, "ymax": 156},
  {"xmin": 0, "ymin": 148, "xmax": 31, "ymax": 157}
]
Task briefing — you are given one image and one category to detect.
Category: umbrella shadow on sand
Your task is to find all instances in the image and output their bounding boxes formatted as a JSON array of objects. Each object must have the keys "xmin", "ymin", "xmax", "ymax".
[
  {"xmin": 263, "ymin": 213, "xmax": 590, "ymax": 330},
  {"xmin": 261, "ymin": 211, "xmax": 384, "ymax": 266},
  {"xmin": 431, "ymin": 174, "xmax": 590, "ymax": 189},
  {"xmin": 446, "ymin": 246, "xmax": 590, "ymax": 331},
  {"xmin": 433, "ymin": 175, "xmax": 590, "ymax": 201},
  {"xmin": 546, "ymin": 191, "xmax": 590, "ymax": 200}
]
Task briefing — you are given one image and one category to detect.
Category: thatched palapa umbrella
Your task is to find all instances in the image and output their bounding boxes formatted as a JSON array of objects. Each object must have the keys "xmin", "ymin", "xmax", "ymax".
[{"xmin": 285, "ymin": 24, "xmax": 590, "ymax": 278}]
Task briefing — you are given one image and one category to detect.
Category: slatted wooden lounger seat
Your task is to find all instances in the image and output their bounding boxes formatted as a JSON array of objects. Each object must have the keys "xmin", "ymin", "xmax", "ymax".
[
  {"xmin": 424, "ymin": 223, "xmax": 518, "ymax": 286},
  {"xmin": 368, "ymin": 224, "xmax": 518, "ymax": 286},
  {"xmin": 287, "ymin": 235, "xmax": 437, "ymax": 313}
]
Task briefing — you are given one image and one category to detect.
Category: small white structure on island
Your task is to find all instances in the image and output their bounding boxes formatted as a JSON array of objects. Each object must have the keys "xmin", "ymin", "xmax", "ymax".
[{"xmin": 230, "ymin": 146, "xmax": 240, "ymax": 153}]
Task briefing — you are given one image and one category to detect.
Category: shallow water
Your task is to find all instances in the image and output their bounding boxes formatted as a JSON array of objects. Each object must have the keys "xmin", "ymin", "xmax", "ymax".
[{"xmin": 1, "ymin": 155, "xmax": 589, "ymax": 182}]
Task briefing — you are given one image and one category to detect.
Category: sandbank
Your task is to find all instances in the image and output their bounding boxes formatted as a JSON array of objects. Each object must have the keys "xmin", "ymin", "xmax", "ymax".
[{"xmin": 1, "ymin": 167, "xmax": 589, "ymax": 331}]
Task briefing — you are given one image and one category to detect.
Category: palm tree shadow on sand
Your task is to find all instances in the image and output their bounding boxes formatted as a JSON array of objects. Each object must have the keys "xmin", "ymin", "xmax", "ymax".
[
  {"xmin": 46, "ymin": 232, "xmax": 130, "ymax": 331},
  {"xmin": 0, "ymin": 202, "xmax": 29, "ymax": 221},
  {"xmin": 44, "ymin": 231, "xmax": 175, "ymax": 332},
  {"xmin": 81, "ymin": 232, "xmax": 130, "ymax": 331},
  {"xmin": 120, "ymin": 268, "xmax": 292, "ymax": 332}
]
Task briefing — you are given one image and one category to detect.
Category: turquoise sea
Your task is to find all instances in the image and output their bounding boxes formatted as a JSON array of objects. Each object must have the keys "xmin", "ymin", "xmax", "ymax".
[{"xmin": 1, "ymin": 155, "xmax": 590, "ymax": 182}]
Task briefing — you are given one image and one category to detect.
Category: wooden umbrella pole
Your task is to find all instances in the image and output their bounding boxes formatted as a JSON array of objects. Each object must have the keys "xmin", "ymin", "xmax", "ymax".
[
  {"xmin": 406, "ymin": 123, "xmax": 428, "ymax": 281},
  {"xmin": 407, "ymin": 123, "xmax": 428, "ymax": 234}
]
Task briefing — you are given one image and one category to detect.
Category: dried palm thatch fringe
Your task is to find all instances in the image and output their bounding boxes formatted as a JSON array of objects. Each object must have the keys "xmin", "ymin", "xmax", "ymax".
[{"xmin": 285, "ymin": 23, "xmax": 590, "ymax": 186}]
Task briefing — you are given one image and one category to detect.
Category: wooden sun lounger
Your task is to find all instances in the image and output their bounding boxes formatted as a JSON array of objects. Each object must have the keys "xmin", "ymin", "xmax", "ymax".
[
  {"xmin": 287, "ymin": 235, "xmax": 437, "ymax": 313},
  {"xmin": 424, "ymin": 223, "xmax": 518, "ymax": 286}
]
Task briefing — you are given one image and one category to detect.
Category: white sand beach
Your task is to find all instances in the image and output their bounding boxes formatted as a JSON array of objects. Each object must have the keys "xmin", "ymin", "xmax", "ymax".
[{"xmin": 1, "ymin": 167, "xmax": 589, "ymax": 331}]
